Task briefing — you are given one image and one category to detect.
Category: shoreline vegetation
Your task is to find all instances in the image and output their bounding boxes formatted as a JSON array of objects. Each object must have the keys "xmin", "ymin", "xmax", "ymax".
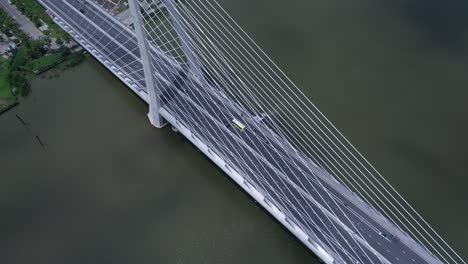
[
  {"xmin": 10, "ymin": 0, "xmax": 70, "ymax": 43},
  {"xmin": 0, "ymin": 1, "xmax": 84, "ymax": 115}
]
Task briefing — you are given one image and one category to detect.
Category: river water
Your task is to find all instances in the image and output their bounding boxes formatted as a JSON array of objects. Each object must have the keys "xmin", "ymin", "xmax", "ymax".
[{"xmin": 1, "ymin": 0, "xmax": 467, "ymax": 263}]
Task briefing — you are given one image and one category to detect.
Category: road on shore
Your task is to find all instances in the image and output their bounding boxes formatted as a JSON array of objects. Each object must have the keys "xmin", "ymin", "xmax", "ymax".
[{"xmin": 0, "ymin": 0, "xmax": 43, "ymax": 40}]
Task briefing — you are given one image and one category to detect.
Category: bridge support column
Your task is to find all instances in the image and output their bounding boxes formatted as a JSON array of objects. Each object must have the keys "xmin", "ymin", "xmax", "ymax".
[{"xmin": 128, "ymin": 0, "xmax": 167, "ymax": 128}]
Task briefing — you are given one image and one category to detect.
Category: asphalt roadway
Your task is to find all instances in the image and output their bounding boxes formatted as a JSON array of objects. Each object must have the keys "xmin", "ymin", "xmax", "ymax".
[
  {"xmin": 39, "ymin": 0, "xmax": 443, "ymax": 263},
  {"xmin": 0, "ymin": 0, "xmax": 44, "ymax": 39}
]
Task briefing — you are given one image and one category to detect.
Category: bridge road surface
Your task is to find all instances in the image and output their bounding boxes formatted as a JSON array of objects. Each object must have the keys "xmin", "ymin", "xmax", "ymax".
[
  {"xmin": 43, "ymin": 0, "xmax": 185, "ymax": 93},
  {"xmin": 44, "ymin": 0, "xmax": 146, "ymax": 90},
  {"xmin": 40, "ymin": 0, "xmax": 443, "ymax": 263}
]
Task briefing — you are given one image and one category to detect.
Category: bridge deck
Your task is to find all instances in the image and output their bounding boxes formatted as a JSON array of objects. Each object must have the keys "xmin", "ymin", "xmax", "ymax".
[{"xmin": 40, "ymin": 0, "xmax": 442, "ymax": 263}]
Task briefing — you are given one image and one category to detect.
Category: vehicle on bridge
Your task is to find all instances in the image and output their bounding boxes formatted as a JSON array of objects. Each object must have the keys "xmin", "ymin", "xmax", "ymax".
[{"xmin": 232, "ymin": 118, "xmax": 247, "ymax": 132}]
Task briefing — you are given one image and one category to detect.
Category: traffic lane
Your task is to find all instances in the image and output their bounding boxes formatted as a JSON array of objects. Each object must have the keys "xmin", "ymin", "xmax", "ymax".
[
  {"xmin": 45, "ymin": 0, "xmax": 145, "ymax": 87},
  {"xmin": 54, "ymin": 0, "xmax": 181, "ymax": 87},
  {"xmin": 167, "ymin": 70, "xmax": 389, "ymax": 244},
  {"xmin": 62, "ymin": 0, "xmax": 140, "ymax": 56},
  {"xmin": 50, "ymin": 0, "xmax": 140, "ymax": 60},
  {"xmin": 160, "ymin": 86, "xmax": 379, "ymax": 264},
  {"xmin": 161, "ymin": 94, "xmax": 376, "ymax": 264},
  {"xmin": 59, "ymin": 0, "xmax": 135, "ymax": 46},
  {"xmin": 65, "ymin": 0, "xmax": 184, "ymax": 88},
  {"xmin": 181, "ymin": 75, "xmax": 386, "ymax": 239},
  {"xmin": 52, "ymin": 0, "xmax": 149, "ymax": 88},
  {"xmin": 48, "ymin": 0, "xmax": 180, "ymax": 93},
  {"xmin": 166, "ymin": 73, "xmax": 426, "ymax": 264},
  {"xmin": 181, "ymin": 74, "xmax": 429, "ymax": 264}
]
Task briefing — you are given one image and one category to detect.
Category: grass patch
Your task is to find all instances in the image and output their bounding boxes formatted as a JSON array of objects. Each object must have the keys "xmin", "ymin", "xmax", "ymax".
[
  {"xmin": 0, "ymin": 58, "xmax": 16, "ymax": 111},
  {"xmin": 10, "ymin": 45, "xmax": 30, "ymax": 70},
  {"xmin": 25, "ymin": 53, "xmax": 62, "ymax": 72},
  {"xmin": 0, "ymin": 58, "xmax": 13, "ymax": 99}
]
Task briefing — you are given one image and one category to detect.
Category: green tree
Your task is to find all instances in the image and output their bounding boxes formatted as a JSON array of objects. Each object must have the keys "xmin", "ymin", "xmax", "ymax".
[
  {"xmin": 4, "ymin": 18, "xmax": 16, "ymax": 31},
  {"xmin": 10, "ymin": 46, "xmax": 30, "ymax": 71},
  {"xmin": 26, "ymin": 39, "xmax": 46, "ymax": 60},
  {"xmin": 10, "ymin": 70, "xmax": 30, "ymax": 96},
  {"xmin": 32, "ymin": 15, "xmax": 41, "ymax": 27},
  {"xmin": 40, "ymin": 36, "xmax": 52, "ymax": 49},
  {"xmin": 58, "ymin": 45, "xmax": 70, "ymax": 58},
  {"xmin": 55, "ymin": 36, "xmax": 63, "ymax": 46},
  {"xmin": 63, "ymin": 33, "xmax": 71, "ymax": 43}
]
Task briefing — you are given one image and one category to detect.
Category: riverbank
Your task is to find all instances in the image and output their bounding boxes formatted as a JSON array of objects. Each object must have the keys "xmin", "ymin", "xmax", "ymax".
[
  {"xmin": 0, "ymin": 57, "xmax": 16, "ymax": 112},
  {"xmin": 27, "ymin": 47, "xmax": 85, "ymax": 74},
  {"xmin": 0, "ymin": 48, "xmax": 85, "ymax": 113},
  {"xmin": 0, "ymin": 1, "xmax": 83, "ymax": 114}
]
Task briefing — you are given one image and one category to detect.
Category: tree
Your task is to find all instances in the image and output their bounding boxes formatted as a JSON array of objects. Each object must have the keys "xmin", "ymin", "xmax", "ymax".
[
  {"xmin": 10, "ymin": 70, "xmax": 30, "ymax": 96},
  {"xmin": 57, "ymin": 46, "xmax": 70, "ymax": 59},
  {"xmin": 4, "ymin": 18, "xmax": 16, "ymax": 31},
  {"xmin": 27, "ymin": 39, "xmax": 46, "ymax": 60},
  {"xmin": 55, "ymin": 36, "xmax": 63, "ymax": 46},
  {"xmin": 39, "ymin": 36, "xmax": 52, "ymax": 50},
  {"xmin": 32, "ymin": 15, "xmax": 41, "ymax": 27},
  {"xmin": 10, "ymin": 46, "xmax": 30, "ymax": 71}
]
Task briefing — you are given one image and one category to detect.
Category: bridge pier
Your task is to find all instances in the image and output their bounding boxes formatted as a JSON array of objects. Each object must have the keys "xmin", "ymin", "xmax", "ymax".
[
  {"xmin": 148, "ymin": 111, "xmax": 167, "ymax": 128},
  {"xmin": 129, "ymin": 0, "xmax": 168, "ymax": 129}
]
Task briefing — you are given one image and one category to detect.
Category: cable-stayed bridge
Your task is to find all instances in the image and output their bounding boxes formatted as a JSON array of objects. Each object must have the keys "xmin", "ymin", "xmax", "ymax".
[{"xmin": 36, "ymin": 0, "xmax": 465, "ymax": 263}]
